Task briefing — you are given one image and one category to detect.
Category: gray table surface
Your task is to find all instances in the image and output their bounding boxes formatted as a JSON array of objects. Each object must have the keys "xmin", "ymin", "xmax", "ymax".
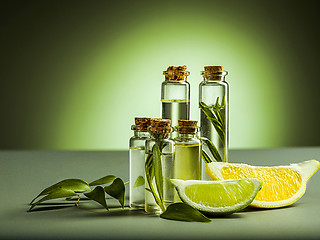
[{"xmin": 0, "ymin": 148, "xmax": 320, "ymax": 240}]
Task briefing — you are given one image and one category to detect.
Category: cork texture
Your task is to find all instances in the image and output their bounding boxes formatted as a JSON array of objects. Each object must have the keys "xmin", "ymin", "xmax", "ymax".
[
  {"xmin": 202, "ymin": 66, "xmax": 226, "ymax": 80},
  {"xmin": 149, "ymin": 118, "xmax": 172, "ymax": 135},
  {"xmin": 135, "ymin": 117, "xmax": 151, "ymax": 132},
  {"xmin": 204, "ymin": 66, "xmax": 223, "ymax": 73},
  {"xmin": 163, "ymin": 65, "xmax": 189, "ymax": 81},
  {"xmin": 177, "ymin": 120, "xmax": 198, "ymax": 134}
]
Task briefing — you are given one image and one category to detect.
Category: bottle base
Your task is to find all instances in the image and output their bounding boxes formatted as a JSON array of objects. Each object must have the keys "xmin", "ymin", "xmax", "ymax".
[
  {"xmin": 130, "ymin": 203, "xmax": 145, "ymax": 209},
  {"xmin": 145, "ymin": 204, "xmax": 162, "ymax": 215}
]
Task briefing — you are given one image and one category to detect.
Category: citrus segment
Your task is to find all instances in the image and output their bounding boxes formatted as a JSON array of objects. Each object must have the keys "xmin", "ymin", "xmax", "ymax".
[
  {"xmin": 171, "ymin": 178, "xmax": 262, "ymax": 215},
  {"xmin": 205, "ymin": 160, "xmax": 320, "ymax": 208}
]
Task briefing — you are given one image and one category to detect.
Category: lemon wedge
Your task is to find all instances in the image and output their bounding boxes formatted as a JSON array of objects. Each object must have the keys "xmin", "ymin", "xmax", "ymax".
[{"xmin": 206, "ymin": 160, "xmax": 320, "ymax": 208}]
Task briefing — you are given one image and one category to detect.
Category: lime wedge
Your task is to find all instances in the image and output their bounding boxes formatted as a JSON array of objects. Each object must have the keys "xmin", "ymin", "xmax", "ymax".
[{"xmin": 171, "ymin": 178, "xmax": 262, "ymax": 215}]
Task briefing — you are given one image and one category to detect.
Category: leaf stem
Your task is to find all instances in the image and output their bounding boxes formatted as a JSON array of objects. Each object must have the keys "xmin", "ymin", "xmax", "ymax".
[
  {"xmin": 75, "ymin": 196, "xmax": 81, "ymax": 207},
  {"xmin": 147, "ymin": 174, "xmax": 165, "ymax": 212}
]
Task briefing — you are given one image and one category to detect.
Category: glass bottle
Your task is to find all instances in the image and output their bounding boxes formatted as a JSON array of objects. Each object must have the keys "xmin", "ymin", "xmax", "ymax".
[
  {"xmin": 145, "ymin": 118, "xmax": 174, "ymax": 214},
  {"xmin": 173, "ymin": 120, "xmax": 202, "ymax": 202},
  {"xmin": 161, "ymin": 65, "xmax": 190, "ymax": 138},
  {"xmin": 199, "ymin": 66, "xmax": 229, "ymax": 179},
  {"xmin": 129, "ymin": 117, "xmax": 151, "ymax": 209}
]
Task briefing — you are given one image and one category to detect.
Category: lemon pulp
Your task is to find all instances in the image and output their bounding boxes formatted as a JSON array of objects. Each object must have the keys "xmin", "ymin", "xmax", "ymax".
[{"xmin": 220, "ymin": 165, "xmax": 302, "ymax": 202}]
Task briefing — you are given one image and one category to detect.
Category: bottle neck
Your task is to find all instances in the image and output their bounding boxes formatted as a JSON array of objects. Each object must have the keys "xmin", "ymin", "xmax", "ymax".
[
  {"xmin": 163, "ymin": 78, "xmax": 188, "ymax": 83},
  {"xmin": 202, "ymin": 70, "xmax": 228, "ymax": 82},
  {"xmin": 150, "ymin": 133, "xmax": 170, "ymax": 140},
  {"xmin": 177, "ymin": 133, "xmax": 197, "ymax": 139},
  {"xmin": 134, "ymin": 131, "xmax": 149, "ymax": 138},
  {"xmin": 203, "ymin": 75, "xmax": 226, "ymax": 82}
]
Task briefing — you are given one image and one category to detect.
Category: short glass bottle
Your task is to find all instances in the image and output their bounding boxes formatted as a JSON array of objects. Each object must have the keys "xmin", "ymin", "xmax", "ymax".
[
  {"xmin": 145, "ymin": 118, "xmax": 174, "ymax": 214},
  {"xmin": 161, "ymin": 65, "xmax": 190, "ymax": 138},
  {"xmin": 199, "ymin": 66, "xmax": 229, "ymax": 179},
  {"xmin": 173, "ymin": 120, "xmax": 202, "ymax": 201},
  {"xmin": 129, "ymin": 117, "xmax": 151, "ymax": 209},
  {"xmin": 174, "ymin": 120, "xmax": 202, "ymax": 180}
]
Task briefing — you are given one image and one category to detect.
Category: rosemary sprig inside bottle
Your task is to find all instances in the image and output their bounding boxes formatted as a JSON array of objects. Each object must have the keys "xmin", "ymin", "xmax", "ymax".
[
  {"xmin": 199, "ymin": 97, "xmax": 226, "ymax": 162},
  {"xmin": 145, "ymin": 118, "xmax": 174, "ymax": 214}
]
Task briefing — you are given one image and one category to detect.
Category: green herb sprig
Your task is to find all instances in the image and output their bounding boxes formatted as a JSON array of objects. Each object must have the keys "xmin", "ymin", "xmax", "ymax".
[
  {"xmin": 29, "ymin": 175, "xmax": 126, "ymax": 212},
  {"xmin": 201, "ymin": 137, "xmax": 221, "ymax": 163},
  {"xmin": 199, "ymin": 97, "xmax": 226, "ymax": 162},
  {"xmin": 145, "ymin": 140, "xmax": 166, "ymax": 212}
]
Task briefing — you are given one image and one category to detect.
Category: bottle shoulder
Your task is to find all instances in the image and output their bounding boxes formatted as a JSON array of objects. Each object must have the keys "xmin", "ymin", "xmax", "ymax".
[
  {"xmin": 129, "ymin": 136, "xmax": 148, "ymax": 147},
  {"xmin": 174, "ymin": 136, "xmax": 201, "ymax": 144},
  {"xmin": 199, "ymin": 80, "xmax": 228, "ymax": 87},
  {"xmin": 130, "ymin": 135, "xmax": 149, "ymax": 141},
  {"xmin": 146, "ymin": 137, "xmax": 174, "ymax": 143}
]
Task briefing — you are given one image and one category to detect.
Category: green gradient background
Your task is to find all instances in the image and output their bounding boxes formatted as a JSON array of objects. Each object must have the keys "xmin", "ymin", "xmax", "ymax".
[{"xmin": 1, "ymin": 0, "xmax": 319, "ymax": 150}]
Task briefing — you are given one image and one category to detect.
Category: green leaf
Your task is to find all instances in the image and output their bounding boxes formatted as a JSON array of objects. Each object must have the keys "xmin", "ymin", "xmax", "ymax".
[
  {"xmin": 201, "ymin": 150, "xmax": 213, "ymax": 164},
  {"xmin": 201, "ymin": 137, "xmax": 223, "ymax": 162},
  {"xmin": 89, "ymin": 175, "xmax": 117, "ymax": 186},
  {"xmin": 211, "ymin": 97, "xmax": 224, "ymax": 126},
  {"xmin": 133, "ymin": 176, "xmax": 145, "ymax": 188},
  {"xmin": 145, "ymin": 153, "xmax": 154, "ymax": 179},
  {"xmin": 160, "ymin": 203, "xmax": 212, "ymax": 223},
  {"xmin": 212, "ymin": 107, "xmax": 224, "ymax": 129},
  {"xmin": 214, "ymin": 96, "xmax": 220, "ymax": 107},
  {"xmin": 209, "ymin": 107, "xmax": 225, "ymax": 141},
  {"xmin": 199, "ymin": 102, "xmax": 217, "ymax": 122},
  {"xmin": 84, "ymin": 186, "xmax": 108, "ymax": 210},
  {"xmin": 145, "ymin": 152, "xmax": 165, "ymax": 212},
  {"xmin": 199, "ymin": 101, "xmax": 226, "ymax": 144},
  {"xmin": 29, "ymin": 189, "xmax": 78, "ymax": 211},
  {"xmin": 145, "ymin": 153, "xmax": 153, "ymax": 189},
  {"xmin": 104, "ymin": 178, "xmax": 125, "ymax": 208},
  {"xmin": 30, "ymin": 179, "xmax": 91, "ymax": 205},
  {"xmin": 153, "ymin": 144, "xmax": 164, "ymax": 203}
]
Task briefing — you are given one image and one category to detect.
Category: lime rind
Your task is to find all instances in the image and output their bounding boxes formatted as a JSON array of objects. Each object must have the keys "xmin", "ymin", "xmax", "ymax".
[{"xmin": 171, "ymin": 178, "xmax": 262, "ymax": 216}]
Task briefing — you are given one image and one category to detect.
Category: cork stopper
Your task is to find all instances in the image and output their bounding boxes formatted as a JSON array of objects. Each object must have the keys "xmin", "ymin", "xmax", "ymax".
[
  {"xmin": 176, "ymin": 120, "xmax": 198, "ymax": 134},
  {"xmin": 204, "ymin": 66, "xmax": 223, "ymax": 73},
  {"xmin": 134, "ymin": 117, "xmax": 151, "ymax": 132},
  {"xmin": 201, "ymin": 66, "xmax": 227, "ymax": 81},
  {"xmin": 148, "ymin": 118, "xmax": 172, "ymax": 135},
  {"xmin": 163, "ymin": 65, "xmax": 190, "ymax": 81}
]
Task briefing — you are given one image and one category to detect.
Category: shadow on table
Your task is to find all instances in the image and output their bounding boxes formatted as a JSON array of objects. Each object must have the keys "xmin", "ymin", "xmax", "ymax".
[
  {"xmin": 27, "ymin": 202, "xmax": 245, "ymax": 219},
  {"xmin": 242, "ymin": 203, "xmax": 298, "ymax": 213},
  {"xmin": 26, "ymin": 203, "xmax": 147, "ymax": 217},
  {"xmin": 27, "ymin": 202, "xmax": 75, "ymax": 212},
  {"xmin": 23, "ymin": 200, "xmax": 298, "ymax": 219},
  {"xmin": 76, "ymin": 205, "xmax": 149, "ymax": 218}
]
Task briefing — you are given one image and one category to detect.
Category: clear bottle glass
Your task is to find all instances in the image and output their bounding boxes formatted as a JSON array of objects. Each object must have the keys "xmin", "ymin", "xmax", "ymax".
[
  {"xmin": 161, "ymin": 65, "xmax": 190, "ymax": 138},
  {"xmin": 199, "ymin": 66, "xmax": 229, "ymax": 179},
  {"xmin": 173, "ymin": 120, "xmax": 202, "ymax": 202},
  {"xmin": 145, "ymin": 118, "xmax": 174, "ymax": 214},
  {"xmin": 129, "ymin": 117, "xmax": 151, "ymax": 209}
]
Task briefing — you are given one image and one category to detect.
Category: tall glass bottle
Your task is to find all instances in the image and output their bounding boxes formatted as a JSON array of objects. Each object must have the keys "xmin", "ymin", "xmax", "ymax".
[
  {"xmin": 161, "ymin": 65, "xmax": 190, "ymax": 138},
  {"xmin": 145, "ymin": 118, "xmax": 174, "ymax": 214},
  {"xmin": 199, "ymin": 66, "xmax": 229, "ymax": 179},
  {"xmin": 174, "ymin": 120, "xmax": 202, "ymax": 201},
  {"xmin": 129, "ymin": 117, "xmax": 151, "ymax": 209}
]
